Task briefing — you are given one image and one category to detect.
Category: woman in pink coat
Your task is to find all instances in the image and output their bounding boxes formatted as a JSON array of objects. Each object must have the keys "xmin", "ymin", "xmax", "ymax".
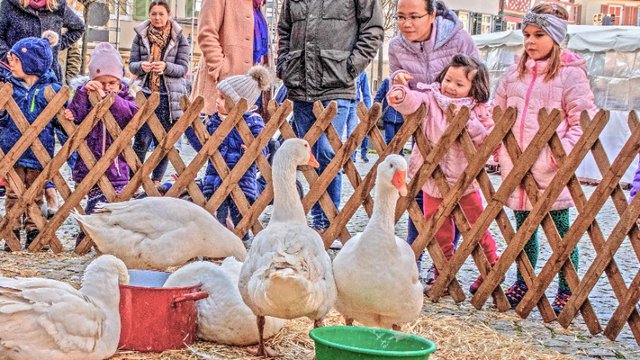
[
  {"xmin": 493, "ymin": 4, "xmax": 597, "ymax": 313},
  {"xmin": 389, "ymin": 55, "xmax": 499, "ymax": 295},
  {"xmin": 190, "ymin": 0, "xmax": 268, "ymax": 115}
]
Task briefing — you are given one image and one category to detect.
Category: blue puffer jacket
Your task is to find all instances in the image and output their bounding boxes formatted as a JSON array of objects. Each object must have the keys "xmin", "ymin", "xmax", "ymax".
[
  {"xmin": 374, "ymin": 78, "xmax": 403, "ymax": 124},
  {"xmin": 186, "ymin": 112, "xmax": 266, "ymax": 201},
  {"xmin": 0, "ymin": 69, "xmax": 61, "ymax": 170}
]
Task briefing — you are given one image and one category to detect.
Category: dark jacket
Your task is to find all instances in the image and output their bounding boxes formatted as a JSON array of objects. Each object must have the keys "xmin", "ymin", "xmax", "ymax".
[
  {"xmin": 0, "ymin": 69, "xmax": 61, "ymax": 169},
  {"xmin": 185, "ymin": 112, "xmax": 265, "ymax": 202},
  {"xmin": 276, "ymin": 0, "xmax": 384, "ymax": 102},
  {"xmin": 129, "ymin": 19, "xmax": 190, "ymax": 122},
  {"xmin": 374, "ymin": 78, "xmax": 403, "ymax": 124},
  {"xmin": 0, "ymin": 0, "xmax": 85, "ymax": 83},
  {"xmin": 67, "ymin": 81, "xmax": 139, "ymax": 186}
]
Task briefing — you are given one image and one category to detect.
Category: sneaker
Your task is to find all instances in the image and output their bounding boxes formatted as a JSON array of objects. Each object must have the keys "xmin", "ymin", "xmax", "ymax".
[
  {"xmin": 329, "ymin": 240, "xmax": 343, "ymax": 250},
  {"xmin": 362, "ymin": 155, "xmax": 370, "ymax": 163},
  {"xmin": 25, "ymin": 230, "xmax": 39, "ymax": 250},
  {"xmin": 423, "ymin": 267, "xmax": 438, "ymax": 294},
  {"xmin": 505, "ymin": 279, "xmax": 528, "ymax": 308},
  {"xmin": 0, "ymin": 186, "xmax": 5, "ymax": 197},
  {"xmin": 552, "ymin": 288, "xmax": 572, "ymax": 315},
  {"xmin": 469, "ymin": 274, "xmax": 505, "ymax": 295}
]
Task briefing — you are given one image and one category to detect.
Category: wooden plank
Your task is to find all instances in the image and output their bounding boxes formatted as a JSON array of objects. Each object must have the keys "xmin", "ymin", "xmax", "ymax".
[
  {"xmin": 232, "ymin": 101, "xmax": 292, "ymax": 236},
  {"xmin": 0, "ymin": 96, "xmax": 112, "ymax": 250},
  {"xmin": 489, "ymin": 110, "xmax": 631, "ymax": 315},
  {"xmin": 605, "ymin": 270, "xmax": 640, "ymax": 342},
  {"xmin": 506, "ymin": 109, "xmax": 602, "ymax": 333},
  {"xmin": 48, "ymin": 93, "xmax": 159, "ymax": 252}
]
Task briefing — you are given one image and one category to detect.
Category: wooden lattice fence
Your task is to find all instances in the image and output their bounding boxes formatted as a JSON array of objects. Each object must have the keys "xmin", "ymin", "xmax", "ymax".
[{"xmin": 0, "ymin": 81, "xmax": 639, "ymax": 344}]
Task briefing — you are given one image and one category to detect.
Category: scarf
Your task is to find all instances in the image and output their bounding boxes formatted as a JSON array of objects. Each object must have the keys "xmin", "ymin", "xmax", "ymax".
[
  {"xmin": 418, "ymin": 82, "xmax": 476, "ymax": 113},
  {"xmin": 147, "ymin": 21, "xmax": 171, "ymax": 92},
  {"xmin": 29, "ymin": 0, "xmax": 47, "ymax": 10},
  {"xmin": 253, "ymin": 0, "xmax": 269, "ymax": 64}
]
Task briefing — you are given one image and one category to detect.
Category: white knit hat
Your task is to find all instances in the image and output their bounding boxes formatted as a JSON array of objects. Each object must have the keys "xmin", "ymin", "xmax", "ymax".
[{"xmin": 217, "ymin": 65, "xmax": 273, "ymax": 107}]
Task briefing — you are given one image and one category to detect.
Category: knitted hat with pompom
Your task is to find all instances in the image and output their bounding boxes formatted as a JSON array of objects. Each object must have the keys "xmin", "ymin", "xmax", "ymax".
[
  {"xmin": 217, "ymin": 65, "xmax": 274, "ymax": 107},
  {"xmin": 9, "ymin": 30, "xmax": 58, "ymax": 77}
]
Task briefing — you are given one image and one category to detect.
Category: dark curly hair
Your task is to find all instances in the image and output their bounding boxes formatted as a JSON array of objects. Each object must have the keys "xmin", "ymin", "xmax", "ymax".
[{"xmin": 436, "ymin": 54, "xmax": 490, "ymax": 103}]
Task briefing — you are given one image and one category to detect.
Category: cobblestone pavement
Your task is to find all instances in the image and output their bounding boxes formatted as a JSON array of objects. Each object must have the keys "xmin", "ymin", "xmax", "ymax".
[{"xmin": 0, "ymin": 143, "xmax": 639, "ymax": 359}]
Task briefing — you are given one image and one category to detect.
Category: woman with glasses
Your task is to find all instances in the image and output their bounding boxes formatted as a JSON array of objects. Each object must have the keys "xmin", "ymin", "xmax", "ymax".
[{"xmin": 388, "ymin": 0, "xmax": 479, "ymax": 292}]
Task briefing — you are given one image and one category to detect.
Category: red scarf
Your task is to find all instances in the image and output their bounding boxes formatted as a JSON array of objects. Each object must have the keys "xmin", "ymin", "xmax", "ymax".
[{"xmin": 29, "ymin": 0, "xmax": 47, "ymax": 10}]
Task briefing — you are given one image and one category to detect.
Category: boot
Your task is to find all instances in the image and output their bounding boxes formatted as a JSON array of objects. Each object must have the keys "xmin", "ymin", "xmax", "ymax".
[
  {"xmin": 4, "ymin": 230, "xmax": 20, "ymax": 252},
  {"xmin": 25, "ymin": 230, "xmax": 39, "ymax": 250}
]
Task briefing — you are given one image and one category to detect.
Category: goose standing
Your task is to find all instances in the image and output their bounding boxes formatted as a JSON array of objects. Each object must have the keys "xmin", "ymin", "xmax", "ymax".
[
  {"xmin": 332, "ymin": 155, "xmax": 423, "ymax": 329},
  {"xmin": 238, "ymin": 138, "xmax": 336, "ymax": 356},
  {"xmin": 73, "ymin": 197, "xmax": 247, "ymax": 270},
  {"xmin": 0, "ymin": 255, "xmax": 129, "ymax": 360},
  {"xmin": 164, "ymin": 258, "xmax": 285, "ymax": 345}
]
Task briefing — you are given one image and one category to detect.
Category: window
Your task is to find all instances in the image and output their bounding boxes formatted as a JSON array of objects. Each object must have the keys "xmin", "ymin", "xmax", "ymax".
[
  {"xmin": 185, "ymin": 0, "xmax": 202, "ymax": 18},
  {"xmin": 506, "ymin": 22, "xmax": 518, "ymax": 31},
  {"xmin": 607, "ymin": 5, "xmax": 623, "ymax": 25},
  {"xmin": 458, "ymin": 11, "xmax": 470, "ymax": 32},
  {"xmin": 481, "ymin": 15, "xmax": 492, "ymax": 34},
  {"xmin": 110, "ymin": 0, "xmax": 132, "ymax": 17}
]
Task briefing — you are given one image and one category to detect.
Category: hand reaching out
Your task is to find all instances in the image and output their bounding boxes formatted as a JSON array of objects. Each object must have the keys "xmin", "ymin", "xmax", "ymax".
[
  {"xmin": 85, "ymin": 80, "xmax": 107, "ymax": 98},
  {"xmin": 388, "ymin": 89, "xmax": 404, "ymax": 105},
  {"xmin": 393, "ymin": 72, "xmax": 413, "ymax": 86}
]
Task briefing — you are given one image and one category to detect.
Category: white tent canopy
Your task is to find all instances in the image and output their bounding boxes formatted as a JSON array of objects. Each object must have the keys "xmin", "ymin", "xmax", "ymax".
[{"xmin": 473, "ymin": 26, "xmax": 640, "ymax": 184}]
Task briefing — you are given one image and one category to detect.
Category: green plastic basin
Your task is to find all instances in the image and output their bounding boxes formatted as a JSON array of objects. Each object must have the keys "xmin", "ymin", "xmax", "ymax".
[{"xmin": 310, "ymin": 326, "xmax": 436, "ymax": 360}]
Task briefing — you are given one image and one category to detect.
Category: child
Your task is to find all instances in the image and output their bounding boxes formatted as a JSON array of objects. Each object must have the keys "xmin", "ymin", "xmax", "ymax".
[
  {"xmin": 388, "ymin": 54, "xmax": 499, "ymax": 295},
  {"xmin": 493, "ymin": 4, "xmax": 597, "ymax": 313},
  {"xmin": 0, "ymin": 31, "xmax": 61, "ymax": 251},
  {"xmin": 64, "ymin": 42, "xmax": 139, "ymax": 246},
  {"xmin": 185, "ymin": 65, "xmax": 272, "ymax": 241}
]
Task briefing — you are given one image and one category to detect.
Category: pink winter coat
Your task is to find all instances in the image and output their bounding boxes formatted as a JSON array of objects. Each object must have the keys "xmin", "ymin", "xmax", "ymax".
[
  {"xmin": 494, "ymin": 50, "xmax": 598, "ymax": 211},
  {"xmin": 389, "ymin": 83, "xmax": 494, "ymax": 198},
  {"xmin": 190, "ymin": 0, "xmax": 254, "ymax": 115}
]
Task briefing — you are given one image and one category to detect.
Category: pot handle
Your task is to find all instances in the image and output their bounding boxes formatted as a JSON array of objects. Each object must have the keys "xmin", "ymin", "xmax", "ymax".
[{"xmin": 172, "ymin": 291, "xmax": 209, "ymax": 307}]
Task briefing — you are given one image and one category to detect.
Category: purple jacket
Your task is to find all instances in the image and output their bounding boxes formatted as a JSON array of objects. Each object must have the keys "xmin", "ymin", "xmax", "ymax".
[
  {"xmin": 631, "ymin": 159, "xmax": 640, "ymax": 202},
  {"xmin": 388, "ymin": 10, "xmax": 478, "ymax": 89},
  {"xmin": 68, "ymin": 82, "xmax": 139, "ymax": 186}
]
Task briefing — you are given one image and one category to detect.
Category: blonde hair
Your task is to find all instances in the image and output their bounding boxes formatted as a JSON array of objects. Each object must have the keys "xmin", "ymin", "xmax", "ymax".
[
  {"xmin": 518, "ymin": 3, "xmax": 569, "ymax": 82},
  {"xmin": 21, "ymin": 0, "xmax": 58, "ymax": 11}
]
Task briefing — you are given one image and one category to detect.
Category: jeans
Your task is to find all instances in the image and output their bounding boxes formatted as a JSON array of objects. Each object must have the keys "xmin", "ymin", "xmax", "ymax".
[
  {"xmin": 345, "ymin": 101, "xmax": 370, "ymax": 161},
  {"xmin": 133, "ymin": 94, "xmax": 172, "ymax": 182},
  {"xmin": 292, "ymin": 99, "xmax": 350, "ymax": 229},
  {"xmin": 384, "ymin": 121, "xmax": 403, "ymax": 145}
]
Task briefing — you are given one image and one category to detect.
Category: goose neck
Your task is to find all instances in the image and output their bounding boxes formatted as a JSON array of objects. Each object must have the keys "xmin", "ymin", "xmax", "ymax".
[
  {"xmin": 271, "ymin": 158, "xmax": 306, "ymax": 224},
  {"xmin": 369, "ymin": 183, "xmax": 399, "ymax": 234}
]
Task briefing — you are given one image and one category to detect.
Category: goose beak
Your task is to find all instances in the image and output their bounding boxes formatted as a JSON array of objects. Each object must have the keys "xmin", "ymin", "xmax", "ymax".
[
  {"xmin": 307, "ymin": 151, "xmax": 320, "ymax": 168},
  {"xmin": 392, "ymin": 170, "xmax": 408, "ymax": 196}
]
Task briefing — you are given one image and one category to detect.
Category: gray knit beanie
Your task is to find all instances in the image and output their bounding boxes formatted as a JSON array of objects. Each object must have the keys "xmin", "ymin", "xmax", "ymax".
[{"xmin": 217, "ymin": 65, "xmax": 274, "ymax": 107}]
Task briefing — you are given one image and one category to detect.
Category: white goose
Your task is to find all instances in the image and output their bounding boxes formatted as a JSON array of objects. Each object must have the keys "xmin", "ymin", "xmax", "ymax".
[
  {"xmin": 0, "ymin": 255, "xmax": 129, "ymax": 360},
  {"xmin": 238, "ymin": 138, "xmax": 337, "ymax": 357},
  {"xmin": 164, "ymin": 258, "xmax": 285, "ymax": 345},
  {"xmin": 332, "ymin": 155, "xmax": 423, "ymax": 329},
  {"xmin": 73, "ymin": 197, "xmax": 247, "ymax": 270}
]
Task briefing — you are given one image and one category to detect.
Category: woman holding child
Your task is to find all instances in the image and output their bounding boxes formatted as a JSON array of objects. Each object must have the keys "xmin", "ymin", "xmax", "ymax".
[{"xmin": 129, "ymin": 0, "xmax": 190, "ymax": 184}]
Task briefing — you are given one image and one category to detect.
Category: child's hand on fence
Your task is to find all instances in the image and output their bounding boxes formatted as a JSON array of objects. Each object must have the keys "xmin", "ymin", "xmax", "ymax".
[
  {"xmin": 63, "ymin": 109, "xmax": 75, "ymax": 121},
  {"xmin": 141, "ymin": 61, "xmax": 153, "ymax": 73},
  {"xmin": 86, "ymin": 81, "xmax": 108, "ymax": 98},
  {"xmin": 240, "ymin": 144, "xmax": 247, "ymax": 153},
  {"xmin": 152, "ymin": 61, "xmax": 166, "ymax": 74}
]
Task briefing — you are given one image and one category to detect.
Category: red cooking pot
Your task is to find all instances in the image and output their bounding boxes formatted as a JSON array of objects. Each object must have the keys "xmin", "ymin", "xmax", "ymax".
[{"xmin": 118, "ymin": 270, "xmax": 208, "ymax": 352}]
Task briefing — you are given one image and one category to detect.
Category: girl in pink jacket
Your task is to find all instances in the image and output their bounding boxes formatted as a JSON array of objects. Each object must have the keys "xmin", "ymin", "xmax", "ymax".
[
  {"xmin": 388, "ymin": 54, "xmax": 499, "ymax": 295},
  {"xmin": 494, "ymin": 4, "xmax": 597, "ymax": 313}
]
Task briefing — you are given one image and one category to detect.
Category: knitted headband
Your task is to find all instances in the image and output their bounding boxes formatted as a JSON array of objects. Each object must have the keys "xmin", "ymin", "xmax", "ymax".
[{"xmin": 522, "ymin": 11, "xmax": 568, "ymax": 45}]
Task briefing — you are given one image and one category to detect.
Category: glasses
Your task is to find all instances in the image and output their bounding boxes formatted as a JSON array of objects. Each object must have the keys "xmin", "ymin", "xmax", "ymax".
[{"xmin": 396, "ymin": 13, "xmax": 430, "ymax": 24}]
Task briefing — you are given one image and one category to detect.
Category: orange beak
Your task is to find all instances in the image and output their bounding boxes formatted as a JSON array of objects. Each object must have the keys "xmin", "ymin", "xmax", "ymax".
[
  {"xmin": 392, "ymin": 170, "xmax": 408, "ymax": 196},
  {"xmin": 307, "ymin": 151, "xmax": 320, "ymax": 168}
]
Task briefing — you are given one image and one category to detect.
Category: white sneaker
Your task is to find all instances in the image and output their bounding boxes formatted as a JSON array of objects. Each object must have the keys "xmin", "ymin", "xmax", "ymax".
[{"xmin": 330, "ymin": 240, "xmax": 343, "ymax": 250}]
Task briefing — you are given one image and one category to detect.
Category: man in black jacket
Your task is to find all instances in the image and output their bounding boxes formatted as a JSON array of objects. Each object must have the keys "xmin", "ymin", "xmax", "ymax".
[{"xmin": 277, "ymin": 0, "xmax": 383, "ymax": 242}]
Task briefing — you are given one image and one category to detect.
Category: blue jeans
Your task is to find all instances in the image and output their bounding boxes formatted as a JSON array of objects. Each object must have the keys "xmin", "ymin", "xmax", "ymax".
[
  {"xmin": 345, "ymin": 101, "xmax": 369, "ymax": 160},
  {"xmin": 384, "ymin": 121, "xmax": 403, "ymax": 145},
  {"xmin": 133, "ymin": 93, "xmax": 172, "ymax": 182},
  {"xmin": 292, "ymin": 99, "xmax": 350, "ymax": 229}
]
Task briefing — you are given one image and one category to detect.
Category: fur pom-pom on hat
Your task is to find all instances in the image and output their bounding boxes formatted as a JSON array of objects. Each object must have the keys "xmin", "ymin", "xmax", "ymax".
[
  {"xmin": 217, "ymin": 65, "xmax": 274, "ymax": 108},
  {"xmin": 41, "ymin": 30, "xmax": 59, "ymax": 47}
]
